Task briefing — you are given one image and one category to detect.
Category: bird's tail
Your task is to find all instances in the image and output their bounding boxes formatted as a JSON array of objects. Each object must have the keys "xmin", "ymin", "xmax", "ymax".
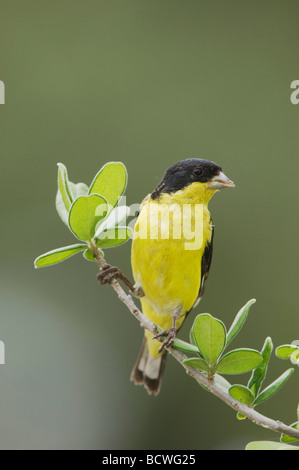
[{"xmin": 130, "ymin": 338, "xmax": 167, "ymax": 395}]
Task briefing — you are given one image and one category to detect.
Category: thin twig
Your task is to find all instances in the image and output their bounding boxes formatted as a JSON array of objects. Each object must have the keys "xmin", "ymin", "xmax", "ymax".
[{"xmin": 91, "ymin": 246, "xmax": 299, "ymax": 441}]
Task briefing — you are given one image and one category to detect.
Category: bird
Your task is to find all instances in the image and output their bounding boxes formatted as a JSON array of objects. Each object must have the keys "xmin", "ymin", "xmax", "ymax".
[{"xmin": 130, "ymin": 158, "xmax": 235, "ymax": 395}]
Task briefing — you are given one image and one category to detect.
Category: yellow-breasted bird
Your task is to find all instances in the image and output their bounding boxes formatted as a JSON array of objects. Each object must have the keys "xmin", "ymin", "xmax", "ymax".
[{"xmin": 130, "ymin": 159, "xmax": 235, "ymax": 395}]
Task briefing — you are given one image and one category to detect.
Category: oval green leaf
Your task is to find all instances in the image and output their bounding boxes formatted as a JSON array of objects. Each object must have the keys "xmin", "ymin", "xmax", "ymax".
[
  {"xmin": 216, "ymin": 348, "xmax": 262, "ymax": 375},
  {"xmin": 248, "ymin": 336, "xmax": 273, "ymax": 397},
  {"xmin": 171, "ymin": 338, "xmax": 200, "ymax": 354},
  {"xmin": 57, "ymin": 163, "xmax": 73, "ymax": 211},
  {"xmin": 34, "ymin": 244, "xmax": 87, "ymax": 268},
  {"xmin": 182, "ymin": 357, "xmax": 210, "ymax": 374},
  {"xmin": 254, "ymin": 368, "xmax": 294, "ymax": 405},
  {"xmin": 191, "ymin": 314, "xmax": 226, "ymax": 366},
  {"xmin": 281, "ymin": 422, "xmax": 299, "ymax": 443},
  {"xmin": 276, "ymin": 345, "xmax": 299, "ymax": 360},
  {"xmin": 96, "ymin": 227, "xmax": 133, "ymax": 248},
  {"xmin": 89, "ymin": 162, "xmax": 127, "ymax": 215},
  {"xmin": 246, "ymin": 440, "xmax": 299, "ymax": 450},
  {"xmin": 56, "ymin": 179, "xmax": 89, "ymax": 226},
  {"xmin": 226, "ymin": 299, "xmax": 256, "ymax": 346},
  {"xmin": 229, "ymin": 385, "xmax": 255, "ymax": 406},
  {"xmin": 83, "ymin": 248, "xmax": 104, "ymax": 262},
  {"xmin": 68, "ymin": 194, "xmax": 107, "ymax": 242}
]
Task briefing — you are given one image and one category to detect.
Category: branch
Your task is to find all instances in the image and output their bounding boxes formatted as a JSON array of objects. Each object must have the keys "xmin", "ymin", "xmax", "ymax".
[{"xmin": 92, "ymin": 247, "xmax": 299, "ymax": 441}]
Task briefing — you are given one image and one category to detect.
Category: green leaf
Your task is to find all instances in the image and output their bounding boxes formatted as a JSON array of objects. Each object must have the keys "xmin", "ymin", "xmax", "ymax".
[
  {"xmin": 182, "ymin": 357, "xmax": 210, "ymax": 373},
  {"xmin": 226, "ymin": 299, "xmax": 256, "ymax": 346},
  {"xmin": 95, "ymin": 227, "xmax": 133, "ymax": 248},
  {"xmin": 55, "ymin": 165, "xmax": 89, "ymax": 226},
  {"xmin": 248, "ymin": 337, "xmax": 273, "ymax": 397},
  {"xmin": 68, "ymin": 194, "xmax": 107, "ymax": 242},
  {"xmin": 69, "ymin": 181, "xmax": 89, "ymax": 199},
  {"xmin": 191, "ymin": 314, "xmax": 226, "ymax": 366},
  {"xmin": 57, "ymin": 163, "xmax": 73, "ymax": 211},
  {"xmin": 214, "ymin": 374, "xmax": 231, "ymax": 392},
  {"xmin": 34, "ymin": 244, "xmax": 87, "ymax": 268},
  {"xmin": 254, "ymin": 368, "xmax": 294, "ymax": 405},
  {"xmin": 216, "ymin": 349, "xmax": 262, "ymax": 375},
  {"xmin": 281, "ymin": 422, "xmax": 299, "ymax": 443},
  {"xmin": 171, "ymin": 338, "xmax": 200, "ymax": 354},
  {"xmin": 229, "ymin": 385, "xmax": 255, "ymax": 406},
  {"xmin": 189, "ymin": 328, "xmax": 198, "ymax": 348},
  {"xmin": 246, "ymin": 441, "xmax": 299, "ymax": 450},
  {"xmin": 89, "ymin": 162, "xmax": 127, "ymax": 215},
  {"xmin": 55, "ymin": 189, "xmax": 69, "ymax": 226},
  {"xmin": 83, "ymin": 248, "xmax": 104, "ymax": 262},
  {"xmin": 276, "ymin": 345, "xmax": 299, "ymax": 362}
]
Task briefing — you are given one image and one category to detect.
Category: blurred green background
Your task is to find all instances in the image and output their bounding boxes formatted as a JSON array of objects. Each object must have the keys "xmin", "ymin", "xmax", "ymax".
[{"xmin": 0, "ymin": 0, "xmax": 298, "ymax": 450}]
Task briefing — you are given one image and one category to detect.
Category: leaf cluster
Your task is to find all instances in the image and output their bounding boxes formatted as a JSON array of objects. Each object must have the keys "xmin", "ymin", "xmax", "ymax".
[
  {"xmin": 172, "ymin": 300, "xmax": 294, "ymax": 418},
  {"xmin": 34, "ymin": 162, "xmax": 132, "ymax": 268}
]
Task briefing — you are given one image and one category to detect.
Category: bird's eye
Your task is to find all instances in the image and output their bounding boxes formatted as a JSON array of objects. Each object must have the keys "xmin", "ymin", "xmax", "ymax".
[{"xmin": 193, "ymin": 167, "xmax": 204, "ymax": 177}]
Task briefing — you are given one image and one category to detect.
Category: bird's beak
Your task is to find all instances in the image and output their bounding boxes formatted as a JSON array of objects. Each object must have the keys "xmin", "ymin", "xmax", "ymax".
[{"xmin": 208, "ymin": 171, "xmax": 235, "ymax": 189}]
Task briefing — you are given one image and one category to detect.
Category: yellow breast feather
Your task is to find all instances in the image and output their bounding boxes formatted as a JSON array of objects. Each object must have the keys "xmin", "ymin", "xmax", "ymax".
[{"xmin": 131, "ymin": 182, "xmax": 214, "ymax": 356}]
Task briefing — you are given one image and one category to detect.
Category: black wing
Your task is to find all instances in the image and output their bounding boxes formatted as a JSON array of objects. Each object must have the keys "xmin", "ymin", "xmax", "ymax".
[
  {"xmin": 197, "ymin": 223, "xmax": 214, "ymax": 301},
  {"xmin": 185, "ymin": 223, "xmax": 214, "ymax": 319}
]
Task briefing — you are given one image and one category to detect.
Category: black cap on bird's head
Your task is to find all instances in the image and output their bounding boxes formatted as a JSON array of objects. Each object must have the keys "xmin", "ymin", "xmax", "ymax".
[{"xmin": 151, "ymin": 158, "xmax": 235, "ymax": 200}]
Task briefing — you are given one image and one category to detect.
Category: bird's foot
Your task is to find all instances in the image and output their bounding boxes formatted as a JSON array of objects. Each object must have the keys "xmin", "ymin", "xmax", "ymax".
[
  {"xmin": 97, "ymin": 265, "xmax": 144, "ymax": 297},
  {"xmin": 153, "ymin": 327, "xmax": 177, "ymax": 353},
  {"xmin": 97, "ymin": 264, "xmax": 121, "ymax": 285},
  {"xmin": 131, "ymin": 284, "xmax": 145, "ymax": 298}
]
